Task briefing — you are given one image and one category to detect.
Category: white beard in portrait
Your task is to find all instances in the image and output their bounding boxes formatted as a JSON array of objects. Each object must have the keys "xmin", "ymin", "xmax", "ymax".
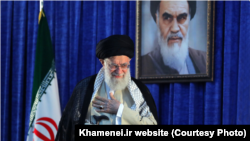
[{"xmin": 156, "ymin": 15, "xmax": 189, "ymax": 73}]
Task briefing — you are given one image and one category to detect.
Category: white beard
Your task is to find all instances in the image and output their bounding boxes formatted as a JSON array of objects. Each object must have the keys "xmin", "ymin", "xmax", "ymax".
[
  {"xmin": 157, "ymin": 29, "xmax": 189, "ymax": 72},
  {"xmin": 104, "ymin": 64, "xmax": 130, "ymax": 91}
]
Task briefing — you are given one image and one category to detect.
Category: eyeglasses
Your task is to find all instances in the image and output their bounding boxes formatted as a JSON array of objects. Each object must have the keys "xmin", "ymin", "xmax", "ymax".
[{"xmin": 108, "ymin": 63, "xmax": 130, "ymax": 71}]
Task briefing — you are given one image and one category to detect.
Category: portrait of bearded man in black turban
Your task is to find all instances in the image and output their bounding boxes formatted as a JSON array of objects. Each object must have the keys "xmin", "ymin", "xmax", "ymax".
[{"xmin": 139, "ymin": 1, "xmax": 209, "ymax": 77}]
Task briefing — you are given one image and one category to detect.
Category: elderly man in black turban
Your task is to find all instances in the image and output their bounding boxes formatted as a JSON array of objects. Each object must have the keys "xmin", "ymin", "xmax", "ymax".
[
  {"xmin": 141, "ymin": 1, "xmax": 206, "ymax": 75},
  {"xmin": 55, "ymin": 35, "xmax": 158, "ymax": 141}
]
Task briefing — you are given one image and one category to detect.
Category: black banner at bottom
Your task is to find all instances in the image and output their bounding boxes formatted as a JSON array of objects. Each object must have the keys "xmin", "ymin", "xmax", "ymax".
[{"xmin": 75, "ymin": 125, "xmax": 249, "ymax": 139}]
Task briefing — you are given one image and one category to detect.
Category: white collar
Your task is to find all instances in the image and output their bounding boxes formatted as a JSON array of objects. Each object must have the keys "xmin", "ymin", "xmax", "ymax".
[{"xmin": 104, "ymin": 82, "xmax": 113, "ymax": 100}]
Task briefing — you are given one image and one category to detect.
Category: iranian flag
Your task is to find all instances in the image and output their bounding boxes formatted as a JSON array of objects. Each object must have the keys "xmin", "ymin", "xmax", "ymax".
[{"xmin": 26, "ymin": 8, "xmax": 61, "ymax": 141}]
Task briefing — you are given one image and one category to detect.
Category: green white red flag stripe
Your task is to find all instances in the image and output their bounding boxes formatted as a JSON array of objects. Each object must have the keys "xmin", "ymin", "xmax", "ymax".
[{"xmin": 26, "ymin": 7, "xmax": 61, "ymax": 141}]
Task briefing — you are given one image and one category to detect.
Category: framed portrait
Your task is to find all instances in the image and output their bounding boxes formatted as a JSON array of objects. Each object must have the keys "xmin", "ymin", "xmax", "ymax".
[{"xmin": 135, "ymin": 1, "xmax": 215, "ymax": 83}]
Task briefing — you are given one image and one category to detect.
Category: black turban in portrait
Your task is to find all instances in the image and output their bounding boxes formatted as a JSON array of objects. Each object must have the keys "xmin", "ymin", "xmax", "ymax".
[
  {"xmin": 150, "ymin": 1, "xmax": 196, "ymax": 22},
  {"xmin": 96, "ymin": 35, "xmax": 134, "ymax": 59}
]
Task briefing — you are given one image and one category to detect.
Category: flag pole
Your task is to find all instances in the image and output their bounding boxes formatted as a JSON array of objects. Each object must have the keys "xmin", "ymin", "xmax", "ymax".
[
  {"xmin": 38, "ymin": 0, "xmax": 44, "ymax": 24},
  {"xmin": 26, "ymin": 1, "xmax": 61, "ymax": 140},
  {"xmin": 40, "ymin": 0, "xmax": 43, "ymax": 12}
]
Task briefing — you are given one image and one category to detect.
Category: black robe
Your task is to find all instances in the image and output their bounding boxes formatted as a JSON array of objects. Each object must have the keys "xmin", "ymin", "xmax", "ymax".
[{"xmin": 55, "ymin": 74, "xmax": 159, "ymax": 141}]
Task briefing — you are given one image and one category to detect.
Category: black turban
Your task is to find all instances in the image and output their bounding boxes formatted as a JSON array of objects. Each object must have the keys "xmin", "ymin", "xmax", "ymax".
[
  {"xmin": 96, "ymin": 35, "xmax": 134, "ymax": 59},
  {"xmin": 150, "ymin": 1, "xmax": 196, "ymax": 22}
]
